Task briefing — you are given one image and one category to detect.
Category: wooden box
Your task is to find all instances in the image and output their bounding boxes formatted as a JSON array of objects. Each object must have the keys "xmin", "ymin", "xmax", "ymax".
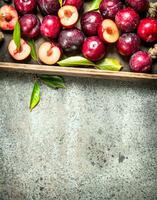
[{"xmin": 0, "ymin": 0, "xmax": 157, "ymax": 81}]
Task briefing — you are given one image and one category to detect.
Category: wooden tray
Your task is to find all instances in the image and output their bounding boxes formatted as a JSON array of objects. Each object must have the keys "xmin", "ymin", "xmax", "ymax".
[{"xmin": 0, "ymin": 0, "xmax": 157, "ymax": 81}]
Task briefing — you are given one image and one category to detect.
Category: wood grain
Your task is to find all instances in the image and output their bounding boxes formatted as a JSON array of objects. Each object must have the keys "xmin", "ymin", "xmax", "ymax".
[{"xmin": 0, "ymin": 62, "xmax": 157, "ymax": 80}]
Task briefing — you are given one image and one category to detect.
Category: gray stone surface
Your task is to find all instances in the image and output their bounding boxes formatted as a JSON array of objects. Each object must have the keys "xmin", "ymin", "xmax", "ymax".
[{"xmin": 0, "ymin": 72, "xmax": 157, "ymax": 200}]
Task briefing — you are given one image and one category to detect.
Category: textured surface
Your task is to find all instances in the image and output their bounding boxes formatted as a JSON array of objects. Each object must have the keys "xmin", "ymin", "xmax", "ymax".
[{"xmin": 0, "ymin": 72, "xmax": 157, "ymax": 200}]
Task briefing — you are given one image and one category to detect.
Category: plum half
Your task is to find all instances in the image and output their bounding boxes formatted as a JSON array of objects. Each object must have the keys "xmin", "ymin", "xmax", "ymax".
[
  {"xmin": 38, "ymin": 42, "xmax": 61, "ymax": 65},
  {"xmin": 0, "ymin": 5, "xmax": 18, "ymax": 31},
  {"xmin": 58, "ymin": 5, "xmax": 79, "ymax": 28},
  {"xmin": 98, "ymin": 19, "xmax": 119, "ymax": 43},
  {"xmin": 8, "ymin": 39, "xmax": 31, "ymax": 60}
]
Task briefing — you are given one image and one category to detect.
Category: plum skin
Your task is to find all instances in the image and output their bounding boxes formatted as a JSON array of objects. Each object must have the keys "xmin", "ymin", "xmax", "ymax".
[
  {"xmin": 81, "ymin": 11, "xmax": 103, "ymax": 36},
  {"xmin": 82, "ymin": 36, "xmax": 106, "ymax": 62},
  {"xmin": 115, "ymin": 7, "xmax": 140, "ymax": 32},
  {"xmin": 40, "ymin": 15, "xmax": 61, "ymax": 39},
  {"xmin": 137, "ymin": 18, "xmax": 157, "ymax": 43},
  {"xmin": 117, "ymin": 33, "xmax": 140, "ymax": 56},
  {"xmin": 125, "ymin": 0, "xmax": 149, "ymax": 13},
  {"xmin": 19, "ymin": 14, "xmax": 41, "ymax": 39},
  {"xmin": 63, "ymin": 0, "xmax": 83, "ymax": 10},
  {"xmin": 58, "ymin": 28, "xmax": 84, "ymax": 55},
  {"xmin": 14, "ymin": 0, "xmax": 36, "ymax": 14},
  {"xmin": 37, "ymin": 0, "xmax": 60, "ymax": 16},
  {"xmin": 99, "ymin": 0, "xmax": 123, "ymax": 19},
  {"xmin": 129, "ymin": 51, "xmax": 152, "ymax": 73}
]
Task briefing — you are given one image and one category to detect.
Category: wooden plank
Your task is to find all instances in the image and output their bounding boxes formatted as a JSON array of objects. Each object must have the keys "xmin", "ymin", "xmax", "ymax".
[{"xmin": 0, "ymin": 62, "xmax": 157, "ymax": 80}]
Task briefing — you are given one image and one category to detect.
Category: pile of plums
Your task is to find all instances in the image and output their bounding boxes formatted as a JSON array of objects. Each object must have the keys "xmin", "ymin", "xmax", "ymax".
[{"xmin": 0, "ymin": 0, "xmax": 157, "ymax": 73}]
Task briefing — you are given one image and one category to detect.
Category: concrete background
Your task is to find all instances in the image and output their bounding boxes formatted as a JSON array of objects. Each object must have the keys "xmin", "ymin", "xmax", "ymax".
[{"xmin": 0, "ymin": 72, "xmax": 157, "ymax": 200}]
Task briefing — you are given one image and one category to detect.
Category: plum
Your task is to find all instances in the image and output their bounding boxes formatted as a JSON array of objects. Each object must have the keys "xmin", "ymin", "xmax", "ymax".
[
  {"xmin": 58, "ymin": 28, "xmax": 84, "ymax": 55},
  {"xmin": 63, "ymin": 0, "xmax": 83, "ymax": 10},
  {"xmin": 117, "ymin": 33, "xmax": 140, "ymax": 56},
  {"xmin": 14, "ymin": 0, "xmax": 36, "ymax": 14},
  {"xmin": 40, "ymin": 15, "xmax": 61, "ymax": 39},
  {"xmin": 37, "ymin": 0, "xmax": 60, "ymax": 16},
  {"xmin": 125, "ymin": 0, "xmax": 149, "ymax": 13},
  {"xmin": 19, "ymin": 14, "xmax": 41, "ymax": 39},
  {"xmin": 99, "ymin": 0, "xmax": 123, "ymax": 19},
  {"xmin": 137, "ymin": 18, "xmax": 157, "ymax": 43},
  {"xmin": 81, "ymin": 11, "xmax": 103, "ymax": 36},
  {"xmin": 129, "ymin": 51, "xmax": 152, "ymax": 72},
  {"xmin": 82, "ymin": 36, "xmax": 106, "ymax": 62},
  {"xmin": 115, "ymin": 7, "xmax": 140, "ymax": 32}
]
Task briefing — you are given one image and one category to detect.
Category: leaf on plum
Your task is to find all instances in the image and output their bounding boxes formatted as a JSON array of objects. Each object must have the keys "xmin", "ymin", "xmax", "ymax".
[
  {"xmin": 87, "ymin": 0, "xmax": 102, "ymax": 11},
  {"xmin": 59, "ymin": 0, "xmax": 62, "ymax": 7},
  {"xmin": 13, "ymin": 21, "xmax": 21, "ymax": 51}
]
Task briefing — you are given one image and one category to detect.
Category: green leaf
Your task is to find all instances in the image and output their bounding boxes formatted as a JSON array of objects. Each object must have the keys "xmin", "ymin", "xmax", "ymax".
[
  {"xmin": 40, "ymin": 76, "xmax": 66, "ymax": 89},
  {"xmin": 57, "ymin": 56, "xmax": 95, "ymax": 67},
  {"xmin": 13, "ymin": 21, "xmax": 21, "ymax": 50},
  {"xmin": 87, "ymin": 0, "xmax": 102, "ymax": 11},
  {"xmin": 58, "ymin": 56, "xmax": 122, "ymax": 72},
  {"xmin": 28, "ymin": 39, "xmax": 38, "ymax": 61},
  {"xmin": 30, "ymin": 81, "xmax": 40, "ymax": 111},
  {"xmin": 96, "ymin": 58, "xmax": 122, "ymax": 71},
  {"xmin": 59, "ymin": 0, "xmax": 62, "ymax": 6}
]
